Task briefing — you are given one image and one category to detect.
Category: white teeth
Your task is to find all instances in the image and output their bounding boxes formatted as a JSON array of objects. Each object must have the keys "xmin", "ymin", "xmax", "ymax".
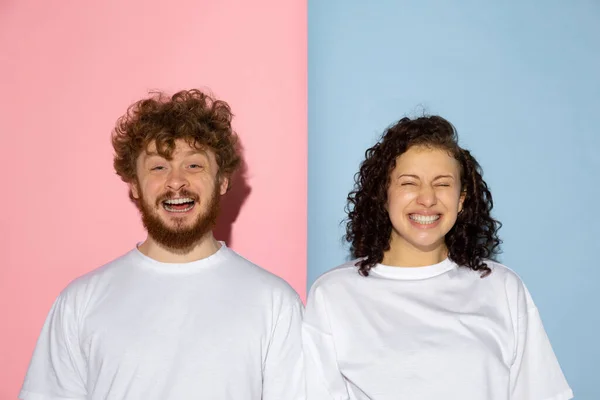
[
  {"xmin": 409, "ymin": 214, "xmax": 440, "ymax": 224},
  {"xmin": 163, "ymin": 198, "xmax": 195, "ymax": 213},
  {"xmin": 164, "ymin": 198, "xmax": 194, "ymax": 205}
]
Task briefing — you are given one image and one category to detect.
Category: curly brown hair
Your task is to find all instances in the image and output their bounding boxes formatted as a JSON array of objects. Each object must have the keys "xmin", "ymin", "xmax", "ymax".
[
  {"xmin": 345, "ymin": 115, "xmax": 501, "ymax": 277},
  {"xmin": 112, "ymin": 89, "xmax": 241, "ymax": 205}
]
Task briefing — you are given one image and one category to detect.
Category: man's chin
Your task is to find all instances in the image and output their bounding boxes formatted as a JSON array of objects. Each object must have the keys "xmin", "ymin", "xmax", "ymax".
[
  {"xmin": 158, "ymin": 209, "xmax": 195, "ymax": 221},
  {"xmin": 152, "ymin": 237, "xmax": 203, "ymax": 253},
  {"xmin": 143, "ymin": 211, "xmax": 217, "ymax": 249},
  {"xmin": 146, "ymin": 225, "xmax": 213, "ymax": 251},
  {"xmin": 160, "ymin": 220, "xmax": 196, "ymax": 231}
]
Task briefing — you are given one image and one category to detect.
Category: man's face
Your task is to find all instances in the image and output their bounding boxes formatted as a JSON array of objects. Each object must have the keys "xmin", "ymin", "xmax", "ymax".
[{"xmin": 130, "ymin": 139, "xmax": 229, "ymax": 251}]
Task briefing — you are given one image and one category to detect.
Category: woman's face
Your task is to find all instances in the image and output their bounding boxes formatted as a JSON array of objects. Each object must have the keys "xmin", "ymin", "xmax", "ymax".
[{"xmin": 386, "ymin": 145, "xmax": 465, "ymax": 255}]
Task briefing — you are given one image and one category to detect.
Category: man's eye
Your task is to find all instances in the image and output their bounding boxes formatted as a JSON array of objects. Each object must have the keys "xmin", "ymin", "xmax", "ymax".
[
  {"xmin": 400, "ymin": 182, "xmax": 416, "ymax": 186},
  {"xmin": 189, "ymin": 164, "xmax": 204, "ymax": 169},
  {"xmin": 151, "ymin": 166, "xmax": 165, "ymax": 171},
  {"xmin": 436, "ymin": 183, "xmax": 451, "ymax": 187}
]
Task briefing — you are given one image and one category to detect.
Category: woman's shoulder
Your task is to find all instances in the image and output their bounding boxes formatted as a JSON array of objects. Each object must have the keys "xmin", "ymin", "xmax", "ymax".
[
  {"xmin": 483, "ymin": 259, "xmax": 526, "ymax": 286},
  {"xmin": 475, "ymin": 259, "xmax": 534, "ymax": 310},
  {"xmin": 309, "ymin": 259, "xmax": 363, "ymax": 292}
]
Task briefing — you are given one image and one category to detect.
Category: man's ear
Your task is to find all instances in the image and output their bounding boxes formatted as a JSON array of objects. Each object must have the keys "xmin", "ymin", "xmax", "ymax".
[
  {"xmin": 129, "ymin": 181, "xmax": 140, "ymax": 200},
  {"xmin": 219, "ymin": 175, "xmax": 229, "ymax": 195}
]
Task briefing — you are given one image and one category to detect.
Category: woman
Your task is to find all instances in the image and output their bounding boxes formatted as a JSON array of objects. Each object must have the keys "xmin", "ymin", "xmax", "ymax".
[{"xmin": 303, "ymin": 116, "xmax": 572, "ymax": 400}]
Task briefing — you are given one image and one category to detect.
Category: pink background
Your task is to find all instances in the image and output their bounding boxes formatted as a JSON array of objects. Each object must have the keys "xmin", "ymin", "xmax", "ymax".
[{"xmin": 0, "ymin": 0, "xmax": 307, "ymax": 397}]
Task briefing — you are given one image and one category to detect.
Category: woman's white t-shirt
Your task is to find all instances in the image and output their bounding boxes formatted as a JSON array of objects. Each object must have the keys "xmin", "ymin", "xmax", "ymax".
[{"xmin": 303, "ymin": 258, "xmax": 572, "ymax": 400}]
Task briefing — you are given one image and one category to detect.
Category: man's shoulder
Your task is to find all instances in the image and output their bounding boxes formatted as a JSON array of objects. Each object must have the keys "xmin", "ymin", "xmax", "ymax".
[
  {"xmin": 223, "ymin": 248, "xmax": 302, "ymax": 301},
  {"xmin": 60, "ymin": 250, "xmax": 136, "ymax": 297},
  {"xmin": 38, "ymin": 250, "xmax": 137, "ymax": 318}
]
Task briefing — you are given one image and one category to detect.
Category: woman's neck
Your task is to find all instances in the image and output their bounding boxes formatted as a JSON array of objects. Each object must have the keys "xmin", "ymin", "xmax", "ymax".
[{"xmin": 382, "ymin": 235, "xmax": 448, "ymax": 267}]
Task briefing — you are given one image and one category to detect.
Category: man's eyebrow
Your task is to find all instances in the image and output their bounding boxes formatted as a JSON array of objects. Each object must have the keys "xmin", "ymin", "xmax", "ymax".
[{"xmin": 183, "ymin": 149, "xmax": 208, "ymax": 157}]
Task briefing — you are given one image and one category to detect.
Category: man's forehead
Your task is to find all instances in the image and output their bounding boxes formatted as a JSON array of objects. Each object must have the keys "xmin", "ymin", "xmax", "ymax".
[{"xmin": 143, "ymin": 139, "xmax": 211, "ymax": 157}]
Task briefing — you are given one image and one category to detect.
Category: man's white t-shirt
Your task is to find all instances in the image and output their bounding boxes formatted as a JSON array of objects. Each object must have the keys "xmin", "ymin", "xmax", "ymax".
[
  {"xmin": 303, "ymin": 258, "xmax": 573, "ymax": 400},
  {"xmin": 20, "ymin": 243, "xmax": 305, "ymax": 400}
]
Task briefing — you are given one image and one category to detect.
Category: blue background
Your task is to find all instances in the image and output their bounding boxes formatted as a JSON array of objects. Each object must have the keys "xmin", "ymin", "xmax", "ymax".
[{"xmin": 308, "ymin": 1, "xmax": 599, "ymax": 398}]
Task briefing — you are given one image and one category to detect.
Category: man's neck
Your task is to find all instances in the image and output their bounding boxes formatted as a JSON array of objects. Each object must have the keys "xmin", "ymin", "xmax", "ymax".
[{"xmin": 137, "ymin": 233, "xmax": 222, "ymax": 263}]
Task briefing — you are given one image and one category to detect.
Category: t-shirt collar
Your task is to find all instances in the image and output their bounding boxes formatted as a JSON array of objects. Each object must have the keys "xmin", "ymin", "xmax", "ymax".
[{"xmin": 370, "ymin": 258, "xmax": 457, "ymax": 280}]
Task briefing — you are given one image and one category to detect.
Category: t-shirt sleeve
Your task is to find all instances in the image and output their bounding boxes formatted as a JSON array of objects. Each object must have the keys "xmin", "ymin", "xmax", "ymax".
[
  {"xmin": 262, "ymin": 294, "xmax": 306, "ymax": 400},
  {"xmin": 20, "ymin": 290, "xmax": 87, "ymax": 400},
  {"xmin": 302, "ymin": 285, "xmax": 349, "ymax": 400},
  {"xmin": 509, "ymin": 284, "xmax": 573, "ymax": 400}
]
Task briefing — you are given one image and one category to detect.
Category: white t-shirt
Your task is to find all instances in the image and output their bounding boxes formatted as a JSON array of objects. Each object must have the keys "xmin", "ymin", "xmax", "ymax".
[
  {"xmin": 20, "ymin": 243, "xmax": 305, "ymax": 400},
  {"xmin": 303, "ymin": 258, "xmax": 573, "ymax": 400}
]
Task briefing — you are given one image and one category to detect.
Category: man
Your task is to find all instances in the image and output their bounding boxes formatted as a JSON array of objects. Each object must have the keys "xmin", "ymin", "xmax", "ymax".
[{"xmin": 20, "ymin": 89, "xmax": 305, "ymax": 399}]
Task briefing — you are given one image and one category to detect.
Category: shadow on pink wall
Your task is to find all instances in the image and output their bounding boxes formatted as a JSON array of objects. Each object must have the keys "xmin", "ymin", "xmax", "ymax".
[{"xmin": 214, "ymin": 147, "xmax": 252, "ymax": 247}]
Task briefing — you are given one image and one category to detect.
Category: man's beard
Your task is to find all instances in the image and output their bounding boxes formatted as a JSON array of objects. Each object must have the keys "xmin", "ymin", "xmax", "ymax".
[{"xmin": 138, "ymin": 185, "xmax": 220, "ymax": 252}]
